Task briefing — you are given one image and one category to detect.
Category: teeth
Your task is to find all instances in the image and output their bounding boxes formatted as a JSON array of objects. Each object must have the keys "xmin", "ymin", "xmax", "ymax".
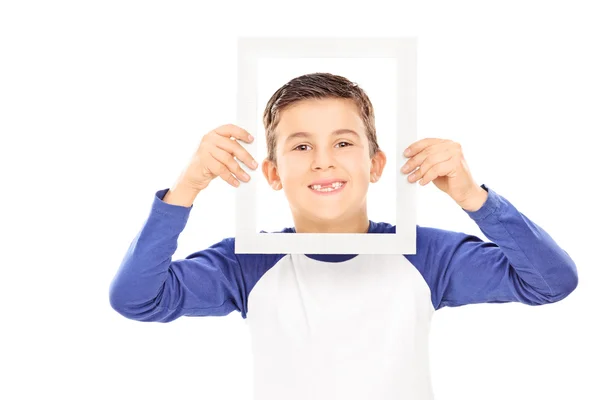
[{"xmin": 310, "ymin": 181, "xmax": 345, "ymax": 192}]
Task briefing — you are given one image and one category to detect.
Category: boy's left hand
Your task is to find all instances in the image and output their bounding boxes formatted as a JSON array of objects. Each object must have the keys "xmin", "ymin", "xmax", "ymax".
[{"xmin": 401, "ymin": 138, "xmax": 487, "ymax": 210}]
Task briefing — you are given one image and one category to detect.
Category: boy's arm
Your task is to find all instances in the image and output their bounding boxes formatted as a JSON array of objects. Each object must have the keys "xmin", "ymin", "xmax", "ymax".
[
  {"xmin": 410, "ymin": 184, "xmax": 578, "ymax": 310},
  {"xmin": 108, "ymin": 188, "xmax": 247, "ymax": 322}
]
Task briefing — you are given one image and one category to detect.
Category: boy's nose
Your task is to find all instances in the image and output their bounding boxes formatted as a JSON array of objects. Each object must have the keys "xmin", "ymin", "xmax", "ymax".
[
  {"xmin": 310, "ymin": 150, "xmax": 336, "ymax": 170},
  {"xmin": 311, "ymin": 160, "xmax": 336, "ymax": 170}
]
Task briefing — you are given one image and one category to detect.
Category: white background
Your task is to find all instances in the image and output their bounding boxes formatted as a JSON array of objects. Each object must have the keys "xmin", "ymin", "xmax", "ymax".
[{"xmin": 1, "ymin": 1, "xmax": 598, "ymax": 400}]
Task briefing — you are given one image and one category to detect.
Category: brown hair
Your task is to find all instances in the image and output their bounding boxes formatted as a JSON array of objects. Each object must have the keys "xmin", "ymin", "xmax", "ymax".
[{"xmin": 262, "ymin": 72, "xmax": 380, "ymax": 165}]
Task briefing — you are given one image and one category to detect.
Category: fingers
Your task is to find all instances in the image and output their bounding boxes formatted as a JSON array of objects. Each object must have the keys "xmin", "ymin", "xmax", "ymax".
[
  {"xmin": 203, "ymin": 150, "xmax": 240, "ymax": 187},
  {"xmin": 402, "ymin": 141, "xmax": 457, "ymax": 175},
  {"xmin": 406, "ymin": 149, "xmax": 452, "ymax": 183},
  {"xmin": 212, "ymin": 124, "xmax": 255, "ymax": 144},
  {"xmin": 402, "ymin": 144, "xmax": 432, "ymax": 174},
  {"xmin": 402, "ymin": 144, "xmax": 449, "ymax": 174},
  {"xmin": 208, "ymin": 125, "xmax": 258, "ymax": 171},
  {"xmin": 419, "ymin": 159, "xmax": 454, "ymax": 185},
  {"xmin": 208, "ymin": 146, "xmax": 251, "ymax": 187},
  {"xmin": 404, "ymin": 138, "xmax": 446, "ymax": 157}
]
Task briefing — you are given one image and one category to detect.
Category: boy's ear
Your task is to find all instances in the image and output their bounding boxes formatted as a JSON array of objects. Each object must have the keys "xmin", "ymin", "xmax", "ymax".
[
  {"xmin": 262, "ymin": 158, "xmax": 282, "ymax": 190},
  {"xmin": 370, "ymin": 150, "xmax": 387, "ymax": 183}
]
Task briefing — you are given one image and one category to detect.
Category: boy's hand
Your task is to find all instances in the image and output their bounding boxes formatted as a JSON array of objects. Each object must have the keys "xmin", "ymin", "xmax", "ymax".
[
  {"xmin": 179, "ymin": 124, "xmax": 259, "ymax": 192},
  {"xmin": 401, "ymin": 138, "xmax": 487, "ymax": 210}
]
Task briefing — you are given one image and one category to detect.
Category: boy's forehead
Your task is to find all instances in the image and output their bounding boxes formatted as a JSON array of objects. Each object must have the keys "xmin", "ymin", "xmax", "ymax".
[{"xmin": 276, "ymin": 98, "xmax": 364, "ymax": 136}]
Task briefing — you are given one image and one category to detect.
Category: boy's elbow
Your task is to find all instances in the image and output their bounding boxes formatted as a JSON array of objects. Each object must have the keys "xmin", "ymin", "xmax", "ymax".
[
  {"xmin": 108, "ymin": 286, "xmax": 134, "ymax": 319},
  {"xmin": 541, "ymin": 260, "xmax": 579, "ymax": 304},
  {"xmin": 558, "ymin": 264, "xmax": 579, "ymax": 299},
  {"xmin": 559, "ymin": 250, "xmax": 579, "ymax": 296},
  {"xmin": 108, "ymin": 285, "xmax": 146, "ymax": 321},
  {"xmin": 109, "ymin": 286, "xmax": 175, "ymax": 323}
]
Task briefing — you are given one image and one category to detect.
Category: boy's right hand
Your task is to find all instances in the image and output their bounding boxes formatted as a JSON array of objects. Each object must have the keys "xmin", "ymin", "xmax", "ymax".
[{"xmin": 180, "ymin": 124, "xmax": 259, "ymax": 192}]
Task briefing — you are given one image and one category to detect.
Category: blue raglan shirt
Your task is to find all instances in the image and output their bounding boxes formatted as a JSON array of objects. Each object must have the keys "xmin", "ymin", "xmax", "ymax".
[{"xmin": 109, "ymin": 183, "xmax": 578, "ymax": 400}]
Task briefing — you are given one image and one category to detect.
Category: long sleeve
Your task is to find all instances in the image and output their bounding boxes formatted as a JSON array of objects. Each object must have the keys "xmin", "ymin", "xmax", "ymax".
[
  {"xmin": 408, "ymin": 184, "xmax": 579, "ymax": 310},
  {"xmin": 108, "ymin": 188, "xmax": 248, "ymax": 322}
]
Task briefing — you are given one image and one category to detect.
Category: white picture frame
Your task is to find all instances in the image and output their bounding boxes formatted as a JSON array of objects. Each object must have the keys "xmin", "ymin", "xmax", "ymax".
[{"xmin": 235, "ymin": 37, "xmax": 417, "ymax": 254}]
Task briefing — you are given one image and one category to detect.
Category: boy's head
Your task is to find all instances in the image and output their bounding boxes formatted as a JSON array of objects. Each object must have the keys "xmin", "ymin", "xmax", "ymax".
[{"xmin": 261, "ymin": 72, "xmax": 387, "ymax": 232}]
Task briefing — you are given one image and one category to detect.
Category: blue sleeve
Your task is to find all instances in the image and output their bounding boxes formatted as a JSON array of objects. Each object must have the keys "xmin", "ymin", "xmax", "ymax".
[
  {"xmin": 407, "ymin": 184, "xmax": 579, "ymax": 310},
  {"xmin": 108, "ymin": 188, "xmax": 248, "ymax": 322}
]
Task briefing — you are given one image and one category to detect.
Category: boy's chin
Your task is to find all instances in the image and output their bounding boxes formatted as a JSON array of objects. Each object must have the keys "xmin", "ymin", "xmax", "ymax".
[{"xmin": 309, "ymin": 210, "xmax": 347, "ymax": 222}]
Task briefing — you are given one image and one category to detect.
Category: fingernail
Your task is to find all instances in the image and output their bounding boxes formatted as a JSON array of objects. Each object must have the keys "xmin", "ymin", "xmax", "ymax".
[
  {"xmin": 248, "ymin": 135, "xmax": 254, "ymax": 142},
  {"xmin": 404, "ymin": 148, "xmax": 411, "ymax": 156},
  {"xmin": 252, "ymin": 160, "xmax": 258, "ymax": 168}
]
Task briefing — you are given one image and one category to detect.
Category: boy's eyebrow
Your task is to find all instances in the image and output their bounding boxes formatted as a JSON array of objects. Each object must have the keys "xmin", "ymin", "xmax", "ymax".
[{"xmin": 284, "ymin": 129, "xmax": 360, "ymax": 143}]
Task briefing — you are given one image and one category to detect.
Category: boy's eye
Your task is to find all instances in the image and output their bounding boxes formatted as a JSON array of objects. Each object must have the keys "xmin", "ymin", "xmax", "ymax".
[{"xmin": 292, "ymin": 142, "xmax": 353, "ymax": 151}]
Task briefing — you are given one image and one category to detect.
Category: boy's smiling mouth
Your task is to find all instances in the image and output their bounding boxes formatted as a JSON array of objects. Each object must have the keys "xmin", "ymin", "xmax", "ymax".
[{"xmin": 308, "ymin": 179, "xmax": 347, "ymax": 194}]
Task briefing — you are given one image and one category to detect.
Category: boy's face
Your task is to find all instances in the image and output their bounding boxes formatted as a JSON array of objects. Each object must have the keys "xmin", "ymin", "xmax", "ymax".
[{"xmin": 262, "ymin": 97, "xmax": 386, "ymax": 229}]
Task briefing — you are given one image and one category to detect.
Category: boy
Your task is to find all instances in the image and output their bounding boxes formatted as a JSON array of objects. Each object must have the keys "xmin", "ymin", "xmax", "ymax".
[{"xmin": 109, "ymin": 73, "xmax": 578, "ymax": 400}]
